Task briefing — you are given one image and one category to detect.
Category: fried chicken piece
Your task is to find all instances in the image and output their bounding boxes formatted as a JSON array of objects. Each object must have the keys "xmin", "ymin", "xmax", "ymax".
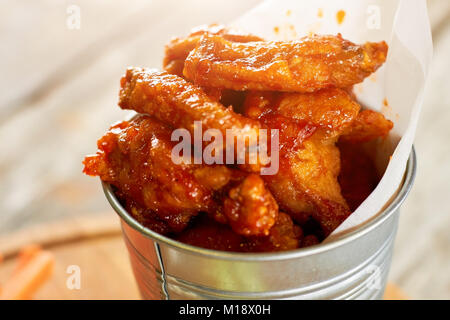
[
  {"xmin": 242, "ymin": 98, "xmax": 349, "ymax": 235},
  {"xmin": 243, "ymin": 88, "xmax": 361, "ymax": 134},
  {"xmin": 242, "ymin": 91, "xmax": 277, "ymax": 120},
  {"xmin": 118, "ymin": 196, "xmax": 172, "ymax": 235},
  {"xmin": 164, "ymin": 24, "xmax": 263, "ymax": 77},
  {"xmin": 83, "ymin": 115, "xmax": 277, "ymax": 236},
  {"xmin": 276, "ymin": 89, "xmax": 361, "ymax": 134},
  {"xmin": 223, "ymin": 174, "xmax": 278, "ymax": 236},
  {"xmin": 193, "ymin": 165, "xmax": 232, "ymax": 191},
  {"xmin": 184, "ymin": 34, "xmax": 388, "ymax": 92},
  {"xmin": 119, "ymin": 68, "xmax": 261, "ymax": 156},
  {"xmin": 264, "ymin": 130, "xmax": 351, "ymax": 236},
  {"xmin": 175, "ymin": 215, "xmax": 246, "ymax": 252},
  {"xmin": 241, "ymin": 89, "xmax": 367, "ymax": 235},
  {"xmin": 340, "ymin": 109, "xmax": 393, "ymax": 143},
  {"xmin": 338, "ymin": 141, "xmax": 380, "ymax": 211},
  {"xmin": 202, "ymin": 88, "xmax": 248, "ymax": 115},
  {"xmin": 83, "ymin": 115, "xmax": 231, "ymax": 233},
  {"xmin": 176, "ymin": 212, "xmax": 301, "ymax": 252},
  {"xmin": 301, "ymin": 235, "xmax": 320, "ymax": 248},
  {"xmin": 245, "ymin": 212, "xmax": 302, "ymax": 252}
]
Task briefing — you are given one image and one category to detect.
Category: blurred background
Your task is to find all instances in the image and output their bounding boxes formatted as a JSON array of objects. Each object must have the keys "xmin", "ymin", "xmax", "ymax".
[{"xmin": 0, "ymin": 0, "xmax": 448, "ymax": 299}]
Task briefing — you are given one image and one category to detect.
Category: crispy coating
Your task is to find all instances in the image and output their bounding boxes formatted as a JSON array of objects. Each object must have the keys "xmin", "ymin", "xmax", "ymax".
[
  {"xmin": 243, "ymin": 92, "xmax": 352, "ymax": 235},
  {"xmin": 164, "ymin": 24, "xmax": 263, "ymax": 77},
  {"xmin": 245, "ymin": 212, "xmax": 302, "ymax": 252},
  {"xmin": 119, "ymin": 67, "xmax": 261, "ymax": 154},
  {"xmin": 243, "ymin": 91, "xmax": 277, "ymax": 120},
  {"xmin": 244, "ymin": 88, "xmax": 361, "ymax": 134},
  {"xmin": 184, "ymin": 34, "xmax": 388, "ymax": 92},
  {"xmin": 223, "ymin": 174, "xmax": 278, "ymax": 236},
  {"xmin": 338, "ymin": 141, "xmax": 380, "ymax": 211},
  {"xmin": 83, "ymin": 115, "xmax": 231, "ymax": 232},
  {"xmin": 264, "ymin": 131, "xmax": 351, "ymax": 236},
  {"xmin": 340, "ymin": 109, "xmax": 393, "ymax": 143},
  {"xmin": 83, "ymin": 115, "xmax": 278, "ymax": 237},
  {"xmin": 276, "ymin": 89, "xmax": 361, "ymax": 133},
  {"xmin": 176, "ymin": 212, "xmax": 301, "ymax": 252},
  {"xmin": 119, "ymin": 197, "xmax": 172, "ymax": 235},
  {"xmin": 84, "ymin": 26, "xmax": 393, "ymax": 251}
]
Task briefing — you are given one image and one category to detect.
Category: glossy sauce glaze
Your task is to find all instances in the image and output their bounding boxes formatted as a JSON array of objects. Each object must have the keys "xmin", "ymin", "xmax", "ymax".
[{"xmin": 84, "ymin": 27, "xmax": 391, "ymax": 252}]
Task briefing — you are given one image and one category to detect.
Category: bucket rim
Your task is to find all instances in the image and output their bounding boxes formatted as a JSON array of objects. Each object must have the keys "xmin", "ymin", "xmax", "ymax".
[{"xmin": 103, "ymin": 147, "xmax": 416, "ymax": 261}]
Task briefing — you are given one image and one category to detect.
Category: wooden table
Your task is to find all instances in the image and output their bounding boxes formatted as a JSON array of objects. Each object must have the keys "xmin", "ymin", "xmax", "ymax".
[{"xmin": 0, "ymin": 0, "xmax": 449, "ymax": 299}]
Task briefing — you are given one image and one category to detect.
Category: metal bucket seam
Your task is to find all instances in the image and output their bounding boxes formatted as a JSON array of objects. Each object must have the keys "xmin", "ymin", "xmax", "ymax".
[{"xmin": 154, "ymin": 242, "xmax": 170, "ymax": 300}]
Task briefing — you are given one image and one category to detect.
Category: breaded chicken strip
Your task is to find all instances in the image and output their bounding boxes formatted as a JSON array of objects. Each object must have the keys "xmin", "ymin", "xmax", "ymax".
[
  {"xmin": 243, "ymin": 88, "xmax": 361, "ymax": 134},
  {"xmin": 164, "ymin": 24, "xmax": 263, "ymax": 77},
  {"xmin": 118, "ymin": 68, "xmax": 261, "ymax": 155},
  {"xmin": 340, "ymin": 109, "xmax": 393, "ymax": 143},
  {"xmin": 83, "ymin": 115, "xmax": 231, "ymax": 233},
  {"xmin": 184, "ymin": 34, "xmax": 388, "ymax": 92}
]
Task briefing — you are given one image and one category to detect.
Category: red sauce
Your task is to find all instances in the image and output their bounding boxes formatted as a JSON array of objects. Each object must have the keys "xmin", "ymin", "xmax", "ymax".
[
  {"xmin": 318, "ymin": 8, "xmax": 324, "ymax": 18},
  {"xmin": 336, "ymin": 10, "xmax": 346, "ymax": 25}
]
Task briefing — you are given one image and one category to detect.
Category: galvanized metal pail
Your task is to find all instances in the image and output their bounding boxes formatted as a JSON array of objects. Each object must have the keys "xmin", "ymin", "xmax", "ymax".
[{"xmin": 103, "ymin": 148, "xmax": 416, "ymax": 300}]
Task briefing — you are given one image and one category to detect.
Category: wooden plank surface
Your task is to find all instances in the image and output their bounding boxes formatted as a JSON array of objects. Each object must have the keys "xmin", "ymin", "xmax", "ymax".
[
  {"xmin": 0, "ymin": 215, "xmax": 140, "ymax": 300},
  {"xmin": 0, "ymin": 0, "xmax": 449, "ymax": 300}
]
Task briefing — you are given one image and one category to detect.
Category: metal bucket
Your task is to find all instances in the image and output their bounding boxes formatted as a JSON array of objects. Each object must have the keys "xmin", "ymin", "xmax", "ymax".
[{"xmin": 103, "ymin": 148, "xmax": 416, "ymax": 300}]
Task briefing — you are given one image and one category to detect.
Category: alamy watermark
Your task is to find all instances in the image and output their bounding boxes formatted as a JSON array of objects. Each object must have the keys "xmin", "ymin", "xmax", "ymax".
[
  {"xmin": 171, "ymin": 121, "xmax": 280, "ymax": 175},
  {"xmin": 66, "ymin": 5, "xmax": 81, "ymax": 30},
  {"xmin": 66, "ymin": 265, "xmax": 81, "ymax": 290},
  {"xmin": 365, "ymin": 264, "xmax": 382, "ymax": 290},
  {"xmin": 366, "ymin": 5, "xmax": 381, "ymax": 30}
]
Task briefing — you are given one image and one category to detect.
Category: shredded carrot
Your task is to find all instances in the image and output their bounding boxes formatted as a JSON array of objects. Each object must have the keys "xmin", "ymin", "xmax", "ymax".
[
  {"xmin": 0, "ymin": 250, "xmax": 54, "ymax": 300},
  {"xmin": 13, "ymin": 244, "xmax": 42, "ymax": 275}
]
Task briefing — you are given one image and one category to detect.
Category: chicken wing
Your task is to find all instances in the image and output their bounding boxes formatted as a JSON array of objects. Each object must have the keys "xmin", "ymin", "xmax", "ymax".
[
  {"xmin": 119, "ymin": 67, "xmax": 261, "ymax": 155},
  {"xmin": 164, "ymin": 24, "xmax": 263, "ymax": 77},
  {"xmin": 244, "ymin": 88, "xmax": 361, "ymax": 135},
  {"xmin": 83, "ymin": 115, "xmax": 231, "ymax": 232},
  {"xmin": 184, "ymin": 34, "xmax": 388, "ymax": 92},
  {"xmin": 264, "ymin": 130, "xmax": 351, "ymax": 236},
  {"xmin": 84, "ymin": 114, "xmax": 280, "ymax": 236},
  {"xmin": 340, "ymin": 109, "xmax": 393, "ymax": 143}
]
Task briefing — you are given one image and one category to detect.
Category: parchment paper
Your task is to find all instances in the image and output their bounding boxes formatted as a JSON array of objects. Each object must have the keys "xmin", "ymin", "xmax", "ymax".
[{"xmin": 232, "ymin": 0, "xmax": 432, "ymax": 239}]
